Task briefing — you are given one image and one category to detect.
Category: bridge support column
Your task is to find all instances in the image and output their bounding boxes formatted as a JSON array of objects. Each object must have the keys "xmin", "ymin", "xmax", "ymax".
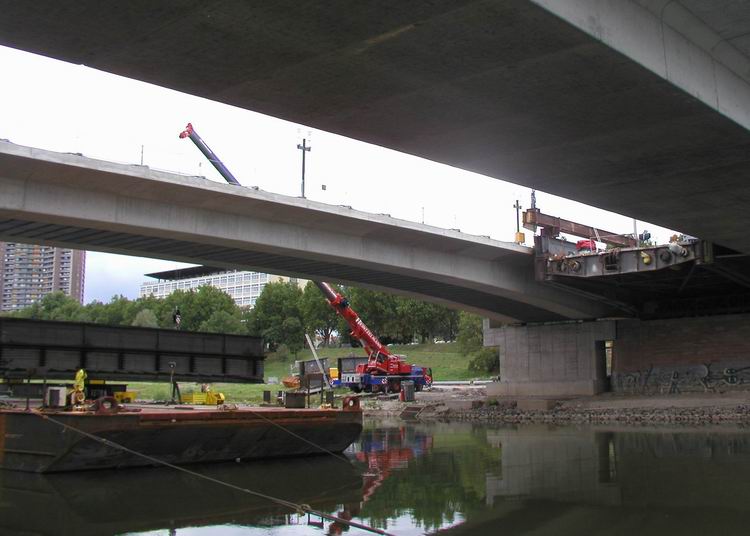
[
  {"xmin": 484, "ymin": 320, "xmax": 616, "ymax": 397},
  {"xmin": 485, "ymin": 314, "xmax": 750, "ymax": 397}
]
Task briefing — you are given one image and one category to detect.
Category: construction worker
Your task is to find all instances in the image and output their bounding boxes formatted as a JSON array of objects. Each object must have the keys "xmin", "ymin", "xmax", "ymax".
[{"xmin": 72, "ymin": 368, "xmax": 87, "ymax": 405}]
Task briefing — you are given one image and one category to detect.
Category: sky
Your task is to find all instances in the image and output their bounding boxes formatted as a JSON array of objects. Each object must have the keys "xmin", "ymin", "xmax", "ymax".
[{"xmin": 0, "ymin": 45, "xmax": 678, "ymax": 304}]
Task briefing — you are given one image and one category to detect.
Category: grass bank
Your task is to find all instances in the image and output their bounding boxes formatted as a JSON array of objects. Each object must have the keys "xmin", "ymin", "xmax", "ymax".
[
  {"xmin": 129, "ymin": 342, "xmax": 489, "ymax": 402},
  {"xmin": 265, "ymin": 341, "xmax": 486, "ymax": 382}
]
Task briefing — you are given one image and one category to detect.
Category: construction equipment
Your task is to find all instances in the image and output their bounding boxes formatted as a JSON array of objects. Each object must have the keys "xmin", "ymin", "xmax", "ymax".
[
  {"xmin": 180, "ymin": 387, "xmax": 226, "ymax": 405},
  {"xmin": 179, "ymin": 123, "xmax": 432, "ymax": 394},
  {"xmin": 315, "ymin": 282, "xmax": 432, "ymax": 394},
  {"xmin": 523, "ymin": 207, "xmax": 638, "ymax": 249}
]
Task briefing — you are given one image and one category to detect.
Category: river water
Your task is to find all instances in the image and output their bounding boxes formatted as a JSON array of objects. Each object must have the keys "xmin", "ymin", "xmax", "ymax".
[{"xmin": 2, "ymin": 419, "xmax": 750, "ymax": 535}]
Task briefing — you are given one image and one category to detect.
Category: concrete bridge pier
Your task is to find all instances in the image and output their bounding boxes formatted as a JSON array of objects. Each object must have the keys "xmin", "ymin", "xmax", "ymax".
[
  {"xmin": 484, "ymin": 320, "xmax": 616, "ymax": 397},
  {"xmin": 484, "ymin": 314, "xmax": 750, "ymax": 397}
]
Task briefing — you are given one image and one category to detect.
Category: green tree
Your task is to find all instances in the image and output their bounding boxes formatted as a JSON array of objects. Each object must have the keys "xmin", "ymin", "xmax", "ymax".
[
  {"xmin": 281, "ymin": 316, "xmax": 304, "ymax": 355},
  {"xmin": 13, "ymin": 291, "xmax": 89, "ymax": 322},
  {"xmin": 395, "ymin": 299, "xmax": 457, "ymax": 343},
  {"xmin": 457, "ymin": 311, "xmax": 499, "ymax": 375},
  {"xmin": 433, "ymin": 307, "xmax": 460, "ymax": 342},
  {"xmin": 199, "ymin": 310, "xmax": 246, "ymax": 334},
  {"xmin": 344, "ymin": 286, "xmax": 400, "ymax": 344},
  {"xmin": 457, "ymin": 311, "xmax": 483, "ymax": 355},
  {"xmin": 247, "ymin": 281, "xmax": 303, "ymax": 350},
  {"xmin": 299, "ymin": 281, "xmax": 339, "ymax": 345},
  {"xmin": 85, "ymin": 294, "xmax": 145, "ymax": 326},
  {"xmin": 131, "ymin": 308, "xmax": 159, "ymax": 328},
  {"xmin": 161, "ymin": 286, "xmax": 240, "ymax": 331}
]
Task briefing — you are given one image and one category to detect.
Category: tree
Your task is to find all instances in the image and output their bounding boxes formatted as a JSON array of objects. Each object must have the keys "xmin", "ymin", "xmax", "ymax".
[
  {"xmin": 456, "ymin": 311, "xmax": 498, "ymax": 375},
  {"xmin": 457, "ymin": 311, "xmax": 484, "ymax": 355},
  {"xmin": 85, "ymin": 295, "xmax": 134, "ymax": 325},
  {"xmin": 281, "ymin": 316, "xmax": 304, "ymax": 355},
  {"xmin": 395, "ymin": 299, "xmax": 456, "ymax": 343},
  {"xmin": 13, "ymin": 292, "xmax": 89, "ymax": 322},
  {"xmin": 161, "ymin": 286, "xmax": 240, "ymax": 331},
  {"xmin": 8, "ymin": 286, "xmax": 247, "ymax": 336},
  {"xmin": 247, "ymin": 281, "xmax": 304, "ymax": 350},
  {"xmin": 131, "ymin": 308, "xmax": 159, "ymax": 328},
  {"xmin": 434, "ymin": 307, "xmax": 460, "ymax": 342},
  {"xmin": 299, "ymin": 281, "xmax": 339, "ymax": 345},
  {"xmin": 344, "ymin": 286, "xmax": 401, "ymax": 344},
  {"xmin": 199, "ymin": 310, "xmax": 246, "ymax": 335}
]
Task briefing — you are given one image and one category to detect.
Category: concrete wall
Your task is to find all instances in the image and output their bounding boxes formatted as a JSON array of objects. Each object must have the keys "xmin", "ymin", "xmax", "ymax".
[
  {"xmin": 485, "ymin": 320, "xmax": 615, "ymax": 397},
  {"xmin": 485, "ymin": 313, "xmax": 750, "ymax": 397},
  {"xmin": 612, "ymin": 314, "xmax": 750, "ymax": 393}
]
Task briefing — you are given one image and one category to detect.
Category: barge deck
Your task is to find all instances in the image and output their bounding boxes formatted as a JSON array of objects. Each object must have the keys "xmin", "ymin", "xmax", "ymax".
[{"xmin": 0, "ymin": 401, "xmax": 363, "ymax": 472}]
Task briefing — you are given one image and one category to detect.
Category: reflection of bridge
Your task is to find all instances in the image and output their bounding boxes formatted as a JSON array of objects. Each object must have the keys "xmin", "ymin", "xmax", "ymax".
[
  {"xmin": 3, "ymin": 1, "xmax": 750, "ymax": 395},
  {"xmin": 447, "ymin": 426, "xmax": 750, "ymax": 535}
]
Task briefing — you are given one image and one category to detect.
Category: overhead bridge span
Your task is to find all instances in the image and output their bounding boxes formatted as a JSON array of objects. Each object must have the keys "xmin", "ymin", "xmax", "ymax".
[{"xmin": 0, "ymin": 140, "xmax": 618, "ymax": 323}]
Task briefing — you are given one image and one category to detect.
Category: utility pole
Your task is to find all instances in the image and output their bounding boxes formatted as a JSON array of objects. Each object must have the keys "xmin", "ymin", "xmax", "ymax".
[
  {"xmin": 297, "ymin": 138, "xmax": 311, "ymax": 198},
  {"xmin": 513, "ymin": 200, "xmax": 521, "ymax": 233},
  {"xmin": 513, "ymin": 199, "xmax": 525, "ymax": 244}
]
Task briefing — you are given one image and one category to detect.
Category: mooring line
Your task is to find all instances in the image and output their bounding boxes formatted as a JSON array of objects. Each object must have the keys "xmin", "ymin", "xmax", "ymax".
[
  {"xmin": 240, "ymin": 406, "xmax": 352, "ymax": 465},
  {"xmin": 33, "ymin": 411, "xmax": 395, "ymax": 536}
]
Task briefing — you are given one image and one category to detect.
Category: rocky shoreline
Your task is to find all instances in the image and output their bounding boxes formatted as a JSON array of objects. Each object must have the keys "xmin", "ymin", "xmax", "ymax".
[
  {"xmin": 419, "ymin": 401, "xmax": 750, "ymax": 425},
  {"xmin": 364, "ymin": 398, "xmax": 750, "ymax": 425}
]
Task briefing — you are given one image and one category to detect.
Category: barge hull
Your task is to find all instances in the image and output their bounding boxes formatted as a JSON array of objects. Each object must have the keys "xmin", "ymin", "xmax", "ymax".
[{"xmin": 0, "ymin": 407, "xmax": 363, "ymax": 472}]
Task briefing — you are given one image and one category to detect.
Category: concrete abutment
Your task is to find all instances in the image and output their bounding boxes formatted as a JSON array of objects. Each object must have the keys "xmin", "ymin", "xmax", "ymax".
[{"xmin": 484, "ymin": 314, "xmax": 750, "ymax": 397}]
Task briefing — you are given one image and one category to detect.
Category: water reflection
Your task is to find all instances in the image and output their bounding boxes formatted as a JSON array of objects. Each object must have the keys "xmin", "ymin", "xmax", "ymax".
[
  {"xmin": 451, "ymin": 426, "xmax": 750, "ymax": 536},
  {"xmin": 0, "ymin": 456, "xmax": 362, "ymax": 536},
  {"xmin": 3, "ymin": 421, "xmax": 750, "ymax": 535}
]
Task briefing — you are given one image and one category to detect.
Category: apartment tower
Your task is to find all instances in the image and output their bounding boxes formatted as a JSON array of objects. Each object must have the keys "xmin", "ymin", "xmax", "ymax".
[{"xmin": 0, "ymin": 242, "xmax": 86, "ymax": 312}]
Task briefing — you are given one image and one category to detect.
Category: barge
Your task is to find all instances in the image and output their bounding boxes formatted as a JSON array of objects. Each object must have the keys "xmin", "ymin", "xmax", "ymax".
[{"xmin": 0, "ymin": 400, "xmax": 363, "ymax": 473}]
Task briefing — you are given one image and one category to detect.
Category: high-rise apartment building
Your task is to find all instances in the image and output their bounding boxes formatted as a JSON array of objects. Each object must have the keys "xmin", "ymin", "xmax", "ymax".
[
  {"xmin": 140, "ymin": 266, "xmax": 304, "ymax": 308},
  {"xmin": 0, "ymin": 242, "xmax": 86, "ymax": 312}
]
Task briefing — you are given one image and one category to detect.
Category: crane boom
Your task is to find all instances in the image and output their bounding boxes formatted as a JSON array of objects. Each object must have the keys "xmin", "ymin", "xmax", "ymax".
[
  {"xmin": 314, "ymin": 282, "xmax": 391, "ymax": 374},
  {"xmin": 179, "ymin": 122, "xmax": 432, "ymax": 392},
  {"xmin": 179, "ymin": 123, "xmax": 241, "ymax": 186}
]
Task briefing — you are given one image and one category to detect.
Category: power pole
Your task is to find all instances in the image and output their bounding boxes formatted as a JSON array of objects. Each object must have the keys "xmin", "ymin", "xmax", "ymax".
[
  {"xmin": 513, "ymin": 199, "xmax": 525, "ymax": 244},
  {"xmin": 513, "ymin": 200, "xmax": 521, "ymax": 233},
  {"xmin": 297, "ymin": 138, "xmax": 311, "ymax": 198}
]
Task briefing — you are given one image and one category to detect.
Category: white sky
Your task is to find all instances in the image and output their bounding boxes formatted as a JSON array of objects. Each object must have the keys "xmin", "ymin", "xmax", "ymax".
[{"xmin": 0, "ymin": 45, "xmax": 678, "ymax": 304}]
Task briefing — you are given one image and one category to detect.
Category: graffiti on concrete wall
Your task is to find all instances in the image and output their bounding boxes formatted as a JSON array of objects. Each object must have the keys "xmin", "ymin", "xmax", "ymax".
[{"xmin": 614, "ymin": 363, "xmax": 750, "ymax": 394}]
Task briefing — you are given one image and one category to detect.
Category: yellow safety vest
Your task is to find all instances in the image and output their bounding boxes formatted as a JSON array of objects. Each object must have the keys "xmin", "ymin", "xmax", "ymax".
[{"xmin": 74, "ymin": 369, "xmax": 87, "ymax": 392}]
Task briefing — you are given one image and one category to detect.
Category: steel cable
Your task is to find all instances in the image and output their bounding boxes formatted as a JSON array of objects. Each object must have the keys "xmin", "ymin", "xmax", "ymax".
[{"xmin": 33, "ymin": 411, "xmax": 395, "ymax": 536}]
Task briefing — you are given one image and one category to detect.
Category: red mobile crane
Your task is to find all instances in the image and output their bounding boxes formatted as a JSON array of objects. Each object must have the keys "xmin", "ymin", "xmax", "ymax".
[
  {"xmin": 315, "ymin": 282, "xmax": 432, "ymax": 393},
  {"xmin": 179, "ymin": 124, "xmax": 432, "ymax": 394}
]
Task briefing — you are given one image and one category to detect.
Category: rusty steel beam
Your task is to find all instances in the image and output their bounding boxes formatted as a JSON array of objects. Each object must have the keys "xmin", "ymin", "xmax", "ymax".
[{"xmin": 523, "ymin": 208, "xmax": 637, "ymax": 248}]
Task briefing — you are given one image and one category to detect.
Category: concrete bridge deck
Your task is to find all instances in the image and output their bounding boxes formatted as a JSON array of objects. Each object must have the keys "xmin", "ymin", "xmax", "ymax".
[
  {"xmin": 2, "ymin": 1, "xmax": 750, "ymax": 251},
  {"xmin": 0, "ymin": 140, "xmax": 618, "ymax": 322}
]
